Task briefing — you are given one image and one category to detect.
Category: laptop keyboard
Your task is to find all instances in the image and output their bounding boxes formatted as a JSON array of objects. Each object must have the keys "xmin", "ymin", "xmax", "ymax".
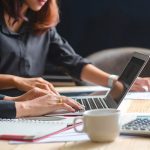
[{"xmin": 72, "ymin": 96, "xmax": 106, "ymax": 110}]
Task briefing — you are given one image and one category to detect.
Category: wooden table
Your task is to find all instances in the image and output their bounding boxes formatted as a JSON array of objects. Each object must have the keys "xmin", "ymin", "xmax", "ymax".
[{"xmin": 1, "ymin": 86, "xmax": 150, "ymax": 150}]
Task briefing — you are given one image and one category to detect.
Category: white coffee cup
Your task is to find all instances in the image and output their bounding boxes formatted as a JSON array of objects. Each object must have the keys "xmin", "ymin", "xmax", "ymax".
[{"xmin": 73, "ymin": 109, "xmax": 120, "ymax": 142}]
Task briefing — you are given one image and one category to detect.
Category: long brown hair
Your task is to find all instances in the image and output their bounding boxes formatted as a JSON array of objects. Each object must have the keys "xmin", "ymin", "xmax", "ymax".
[{"xmin": 0, "ymin": 0, "xmax": 59, "ymax": 34}]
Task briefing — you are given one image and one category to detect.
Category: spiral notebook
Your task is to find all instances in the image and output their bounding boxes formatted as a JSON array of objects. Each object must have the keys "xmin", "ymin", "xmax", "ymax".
[{"xmin": 0, "ymin": 118, "xmax": 75, "ymax": 142}]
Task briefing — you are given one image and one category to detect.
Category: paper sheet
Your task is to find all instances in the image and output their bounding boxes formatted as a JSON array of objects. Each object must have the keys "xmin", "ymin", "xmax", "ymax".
[
  {"xmin": 10, "ymin": 125, "xmax": 89, "ymax": 144},
  {"xmin": 10, "ymin": 113, "xmax": 150, "ymax": 144},
  {"xmin": 125, "ymin": 92, "xmax": 150, "ymax": 100}
]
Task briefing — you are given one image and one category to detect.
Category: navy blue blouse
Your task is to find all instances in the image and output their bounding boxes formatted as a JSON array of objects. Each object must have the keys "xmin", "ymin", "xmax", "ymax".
[
  {"xmin": 0, "ymin": 94, "xmax": 16, "ymax": 119},
  {"xmin": 0, "ymin": 12, "xmax": 90, "ymax": 78}
]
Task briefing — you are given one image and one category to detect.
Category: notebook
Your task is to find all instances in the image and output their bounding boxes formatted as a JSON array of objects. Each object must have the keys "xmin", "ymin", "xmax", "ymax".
[
  {"xmin": 10, "ymin": 113, "xmax": 150, "ymax": 144},
  {"xmin": 47, "ymin": 52, "xmax": 150, "ymax": 116},
  {"xmin": 0, "ymin": 118, "xmax": 75, "ymax": 141}
]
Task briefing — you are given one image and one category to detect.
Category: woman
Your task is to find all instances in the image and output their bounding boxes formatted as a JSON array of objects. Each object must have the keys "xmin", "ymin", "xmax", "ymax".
[
  {"xmin": 0, "ymin": 87, "xmax": 83, "ymax": 118},
  {"xmin": 0, "ymin": 0, "xmax": 149, "ymax": 94}
]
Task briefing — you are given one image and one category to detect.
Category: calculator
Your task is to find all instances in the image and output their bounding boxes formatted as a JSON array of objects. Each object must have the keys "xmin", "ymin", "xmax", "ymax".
[{"xmin": 121, "ymin": 116, "xmax": 150, "ymax": 137}]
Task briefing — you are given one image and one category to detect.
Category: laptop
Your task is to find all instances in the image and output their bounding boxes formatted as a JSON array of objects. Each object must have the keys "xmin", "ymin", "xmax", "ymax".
[{"xmin": 49, "ymin": 52, "xmax": 149, "ymax": 116}]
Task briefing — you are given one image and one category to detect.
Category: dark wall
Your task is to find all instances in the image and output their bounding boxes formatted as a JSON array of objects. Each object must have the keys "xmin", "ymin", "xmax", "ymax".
[{"xmin": 57, "ymin": 0, "xmax": 150, "ymax": 57}]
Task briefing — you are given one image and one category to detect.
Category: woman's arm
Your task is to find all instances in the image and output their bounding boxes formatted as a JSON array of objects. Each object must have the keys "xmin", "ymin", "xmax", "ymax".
[
  {"xmin": 3, "ymin": 87, "xmax": 57, "ymax": 102},
  {"xmin": 49, "ymin": 28, "xmax": 117, "ymax": 87},
  {"xmin": 15, "ymin": 94, "xmax": 83, "ymax": 118},
  {"xmin": 0, "ymin": 74, "xmax": 16, "ymax": 89},
  {"xmin": 81, "ymin": 64, "xmax": 150, "ymax": 92},
  {"xmin": 0, "ymin": 74, "xmax": 59, "ymax": 95},
  {"xmin": 0, "ymin": 95, "xmax": 82, "ymax": 118},
  {"xmin": 80, "ymin": 64, "xmax": 112, "ymax": 87},
  {"xmin": 1, "ymin": 88, "xmax": 83, "ymax": 118}
]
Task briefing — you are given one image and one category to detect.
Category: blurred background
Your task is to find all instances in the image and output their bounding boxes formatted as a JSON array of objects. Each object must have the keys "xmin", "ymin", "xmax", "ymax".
[
  {"xmin": 57, "ymin": 0, "xmax": 150, "ymax": 57},
  {"xmin": 44, "ymin": 0, "xmax": 150, "ymax": 85}
]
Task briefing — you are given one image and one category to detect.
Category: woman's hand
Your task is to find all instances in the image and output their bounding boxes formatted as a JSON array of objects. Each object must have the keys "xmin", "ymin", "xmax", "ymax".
[
  {"xmin": 15, "ymin": 94, "xmax": 84, "ymax": 118},
  {"xmin": 13, "ymin": 76, "xmax": 59, "ymax": 95},
  {"xmin": 131, "ymin": 77, "xmax": 150, "ymax": 92},
  {"xmin": 12, "ymin": 87, "xmax": 52, "ymax": 102}
]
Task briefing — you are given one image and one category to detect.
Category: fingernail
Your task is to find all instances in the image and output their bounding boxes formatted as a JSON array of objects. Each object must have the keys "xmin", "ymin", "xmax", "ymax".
[
  {"xmin": 71, "ymin": 109, "xmax": 75, "ymax": 112},
  {"xmin": 143, "ymin": 86, "xmax": 148, "ymax": 92},
  {"xmin": 80, "ymin": 105, "xmax": 85, "ymax": 110}
]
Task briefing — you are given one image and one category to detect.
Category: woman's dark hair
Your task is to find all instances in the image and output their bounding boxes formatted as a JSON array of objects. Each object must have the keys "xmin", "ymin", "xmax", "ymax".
[{"xmin": 0, "ymin": 0, "xmax": 59, "ymax": 33}]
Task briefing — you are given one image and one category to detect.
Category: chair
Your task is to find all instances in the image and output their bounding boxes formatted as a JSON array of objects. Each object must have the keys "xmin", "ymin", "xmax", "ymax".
[{"xmin": 86, "ymin": 47, "xmax": 150, "ymax": 77}]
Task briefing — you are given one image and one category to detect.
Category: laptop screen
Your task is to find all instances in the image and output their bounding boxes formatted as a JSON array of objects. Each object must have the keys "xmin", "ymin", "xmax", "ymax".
[{"xmin": 106, "ymin": 55, "xmax": 148, "ymax": 106}]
